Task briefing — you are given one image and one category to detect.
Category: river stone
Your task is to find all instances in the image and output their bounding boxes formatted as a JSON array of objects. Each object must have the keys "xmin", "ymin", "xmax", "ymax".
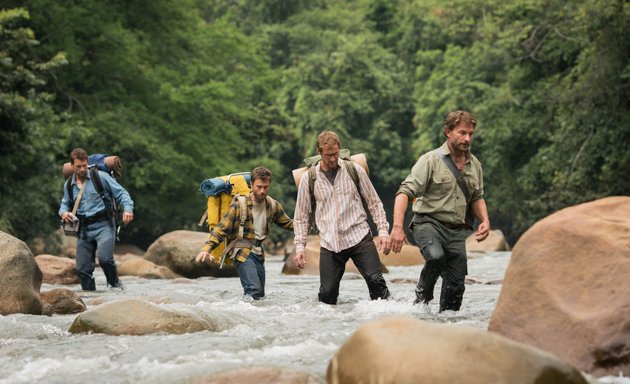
[
  {"xmin": 379, "ymin": 241, "xmax": 423, "ymax": 266},
  {"xmin": 118, "ymin": 255, "xmax": 181, "ymax": 279},
  {"xmin": 40, "ymin": 288, "xmax": 86, "ymax": 315},
  {"xmin": 69, "ymin": 298, "xmax": 224, "ymax": 335},
  {"xmin": 328, "ymin": 316, "xmax": 587, "ymax": 384},
  {"xmin": 144, "ymin": 230, "xmax": 237, "ymax": 278},
  {"xmin": 282, "ymin": 235, "xmax": 388, "ymax": 275},
  {"xmin": 0, "ymin": 231, "xmax": 43, "ymax": 315},
  {"xmin": 193, "ymin": 366, "xmax": 322, "ymax": 384},
  {"xmin": 466, "ymin": 229, "xmax": 511, "ymax": 253},
  {"xmin": 35, "ymin": 254, "xmax": 79, "ymax": 284},
  {"xmin": 488, "ymin": 196, "xmax": 630, "ymax": 377}
]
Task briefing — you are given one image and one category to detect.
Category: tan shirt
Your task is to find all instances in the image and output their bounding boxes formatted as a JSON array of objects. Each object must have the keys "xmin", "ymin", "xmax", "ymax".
[
  {"xmin": 294, "ymin": 160, "xmax": 389, "ymax": 253},
  {"xmin": 397, "ymin": 142, "xmax": 484, "ymax": 225}
]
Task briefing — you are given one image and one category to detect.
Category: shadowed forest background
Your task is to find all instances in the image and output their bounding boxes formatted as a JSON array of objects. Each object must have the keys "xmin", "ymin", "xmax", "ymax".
[{"xmin": 1, "ymin": 0, "xmax": 628, "ymax": 250}]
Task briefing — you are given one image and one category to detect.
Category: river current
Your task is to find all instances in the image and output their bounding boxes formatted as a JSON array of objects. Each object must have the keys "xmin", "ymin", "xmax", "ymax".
[{"xmin": 0, "ymin": 251, "xmax": 627, "ymax": 384}]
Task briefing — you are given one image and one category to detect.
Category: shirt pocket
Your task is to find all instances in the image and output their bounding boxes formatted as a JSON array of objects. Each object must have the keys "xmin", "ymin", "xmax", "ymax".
[{"xmin": 431, "ymin": 171, "xmax": 454, "ymax": 194}]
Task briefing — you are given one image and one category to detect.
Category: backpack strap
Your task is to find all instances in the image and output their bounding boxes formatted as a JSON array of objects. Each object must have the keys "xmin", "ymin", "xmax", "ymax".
[
  {"xmin": 307, "ymin": 167, "xmax": 318, "ymax": 232},
  {"xmin": 306, "ymin": 159, "xmax": 369, "ymax": 233},
  {"xmin": 89, "ymin": 167, "xmax": 121, "ymax": 226},
  {"xmin": 235, "ymin": 194, "xmax": 248, "ymax": 239},
  {"xmin": 265, "ymin": 195, "xmax": 277, "ymax": 216},
  {"xmin": 89, "ymin": 167, "xmax": 107, "ymax": 201},
  {"xmin": 435, "ymin": 150, "xmax": 474, "ymax": 229}
]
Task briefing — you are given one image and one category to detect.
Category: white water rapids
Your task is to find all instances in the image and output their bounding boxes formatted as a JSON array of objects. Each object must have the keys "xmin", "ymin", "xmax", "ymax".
[{"xmin": 0, "ymin": 251, "xmax": 627, "ymax": 384}]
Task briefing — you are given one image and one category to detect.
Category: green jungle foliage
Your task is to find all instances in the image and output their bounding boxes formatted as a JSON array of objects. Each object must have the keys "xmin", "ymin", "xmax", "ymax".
[{"xmin": 1, "ymin": 0, "xmax": 628, "ymax": 249}]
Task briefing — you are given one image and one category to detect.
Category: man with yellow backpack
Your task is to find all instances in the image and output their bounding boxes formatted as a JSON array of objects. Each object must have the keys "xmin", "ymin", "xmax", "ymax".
[{"xmin": 195, "ymin": 166, "xmax": 293, "ymax": 301}]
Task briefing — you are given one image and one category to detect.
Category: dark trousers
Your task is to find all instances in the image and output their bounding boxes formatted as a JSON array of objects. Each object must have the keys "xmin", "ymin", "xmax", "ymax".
[
  {"xmin": 318, "ymin": 234, "xmax": 390, "ymax": 304},
  {"xmin": 411, "ymin": 215, "xmax": 469, "ymax": 312}
]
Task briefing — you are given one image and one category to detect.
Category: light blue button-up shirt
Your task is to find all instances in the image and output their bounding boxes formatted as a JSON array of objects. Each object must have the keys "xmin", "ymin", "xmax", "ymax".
[{"xmin": 58, "ymin": 170, "xmax": 134, "ymax": 217}]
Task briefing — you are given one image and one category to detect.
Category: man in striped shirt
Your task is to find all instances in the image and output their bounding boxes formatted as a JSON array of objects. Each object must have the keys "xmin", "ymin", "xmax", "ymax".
[{"xmin": 293, "ymin": 131, "xmax": 391, "ymax": 304}]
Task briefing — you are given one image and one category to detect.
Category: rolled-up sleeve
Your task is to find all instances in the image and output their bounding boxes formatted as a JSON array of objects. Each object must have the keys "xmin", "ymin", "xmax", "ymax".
[
  {"xmin": 397, "ymin": 155, "xmax": 430, "ymax": 200},
  {"xmin": 356, "ymin": 165, "xmax": 389, "ymax": 237}
]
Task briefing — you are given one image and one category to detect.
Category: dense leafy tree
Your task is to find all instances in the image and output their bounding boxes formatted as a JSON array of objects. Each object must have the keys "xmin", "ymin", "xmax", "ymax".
[
  {"xmin": 1, "ymin": 0, "xmax": 627, "ymax": 248},
  {"xmin": 0, "ymin": 8, "xmax": 73, "ymax": 248}
]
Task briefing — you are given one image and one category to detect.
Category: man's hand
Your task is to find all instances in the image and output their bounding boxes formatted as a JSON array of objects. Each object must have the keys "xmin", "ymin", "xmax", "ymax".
[
  {"xmin": 123, "ymin": 211, "xmax": 134, "ymax": 225},
  {"xmin": 294, "ymin": 251, "xmax": 306, "ymax": 269},
  {"xmin": 196, "ymin": 251, "xmax": 212, "ymax": 263},
  {"xmin": 389, "ymin": 225, "xmax": 408, "ymax": 253},
  {"xmin": 61, "ymin": 211, "xmax": 75, "ymax": 224},
  {"xmin": 475, "ymin": 220, "xmax": 490, "ymax": 242},
  {"xmin": 375, "ymin": 235, "xmax": 392, "ymax": 255}
]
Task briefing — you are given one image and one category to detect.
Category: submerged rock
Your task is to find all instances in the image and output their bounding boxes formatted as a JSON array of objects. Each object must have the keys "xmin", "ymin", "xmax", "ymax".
[
  {"xmin": 329, "ymin": 316, "xmax": 587, "ymax": 384},
  {"xmin": 69, "ymin": 298, "xmax": 230, "ymax": 335},
  {"xmin": 192, "ymin": 366, "xmax": 322, "ymax": 384},
  {"xmin": 41, "ymin": 288, "xmax": 86, "ymax": 315}
]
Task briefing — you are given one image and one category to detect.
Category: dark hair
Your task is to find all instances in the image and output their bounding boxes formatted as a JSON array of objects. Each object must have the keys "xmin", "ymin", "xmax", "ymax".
[
  {"xmin": 251, "ymin": 166, "xmax": 272, "ymax": 183},
  {"xmin": 70, "ymin": 148, "xmax": 88, "ymax": 164},
  {"xmin": 316, "ymin": 131, "xmax": 341, "ymax": 152},
  {"xmin": 444, "ymin": 111, "xmax": 477, "ymax": 132}
]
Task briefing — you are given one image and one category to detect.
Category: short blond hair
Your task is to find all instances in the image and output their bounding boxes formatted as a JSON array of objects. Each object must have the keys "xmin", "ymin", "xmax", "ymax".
[{"xmin": 316, "ymin": 131, "xmax": 341, "ymax": 152}]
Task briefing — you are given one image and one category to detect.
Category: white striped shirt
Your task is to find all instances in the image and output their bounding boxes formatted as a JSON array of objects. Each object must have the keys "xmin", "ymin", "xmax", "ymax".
[{"xmin": 294, "ymin": 160, "xmax": 389, "ymax": 253}]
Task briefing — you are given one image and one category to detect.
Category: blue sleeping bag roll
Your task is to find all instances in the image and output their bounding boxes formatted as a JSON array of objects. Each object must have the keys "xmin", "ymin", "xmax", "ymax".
[{"xmin": 200, "ymin": 173, "xmax": 251, "ymax": 197}]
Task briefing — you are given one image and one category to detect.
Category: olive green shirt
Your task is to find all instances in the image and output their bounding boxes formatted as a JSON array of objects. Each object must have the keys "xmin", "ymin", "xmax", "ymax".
[{"xmin": 397, "ymin": 142, "xmax": 484, "ymax": 226}]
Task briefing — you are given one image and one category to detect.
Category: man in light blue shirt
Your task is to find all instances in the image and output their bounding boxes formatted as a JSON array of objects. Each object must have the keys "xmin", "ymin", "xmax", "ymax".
[{"xmin": 59, "ymin": 148, "xmax": 134, "ymax": 291}]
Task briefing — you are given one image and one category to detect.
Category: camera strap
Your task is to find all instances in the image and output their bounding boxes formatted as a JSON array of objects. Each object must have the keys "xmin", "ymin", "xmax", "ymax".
[{"xmin": 71, "ymin": 178, "xmax": 87, "ymax": 216}]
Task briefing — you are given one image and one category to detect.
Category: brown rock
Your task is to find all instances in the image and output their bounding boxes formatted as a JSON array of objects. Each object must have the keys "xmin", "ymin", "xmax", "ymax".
[
  {"xmin": 0, "ymin": 231, "xmax": 43, "ymax": 315},
  {"xmin": 118, "ymin": 255, "xmax": 181, "ymax": 279},
  {"xmin": 192, "ymin": 366, "xmax": 322, "ymax": 384},
  {"xmin": 35, "ymin": 254, "xmax": 79, "ymax": 285},
  {"xmin": 282, "ymin": 235, "xmax": 388, "ymax": 275},
  {"xmin": 379, "ymin": 241, "xmax": 423, "ymax": 266},
  {"xmin": 328, "ymin": 316, "xmax": 587, "ymax": 384},
  {"xmin": 466, "ymin": 229, "xmax": 511, "ymax": 253},
  {"xmin": 69, "ymin": 298, "xmax": 226, "ymax": 335},
  {"xmin": 144, "ymin": 230, "xmax": 238, "ymax": 278},
  {"xmin": 488, "ymin": 196, "xmax": 630, "ymax": 377},
  {"xmin": 114, "ymin": 243, "xmax": 145, "ymax": 256},
  {"xmin": 40, "ymin": 288, "xmax": 86, "ymax": 314}
]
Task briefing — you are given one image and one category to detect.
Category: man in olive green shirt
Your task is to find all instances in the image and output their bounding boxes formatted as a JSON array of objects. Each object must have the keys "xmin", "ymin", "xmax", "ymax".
[{"xmin": 389, "ymin": 110, "xmax": 490, "ymax": 312}]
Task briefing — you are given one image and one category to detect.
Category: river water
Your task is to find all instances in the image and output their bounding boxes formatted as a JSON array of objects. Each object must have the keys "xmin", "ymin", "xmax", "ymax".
[{"xmin": 0, "ymin": 251, "xmax": 627, "ymax": 384}]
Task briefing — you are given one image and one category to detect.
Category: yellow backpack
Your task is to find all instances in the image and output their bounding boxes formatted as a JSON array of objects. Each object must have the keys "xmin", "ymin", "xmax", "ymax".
[{"xmin": 198, "ymin": 172, "xmax": 251, "ymax": 263}]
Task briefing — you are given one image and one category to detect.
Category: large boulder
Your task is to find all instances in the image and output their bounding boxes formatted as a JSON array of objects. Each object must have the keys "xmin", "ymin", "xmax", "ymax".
[
  {"xmin": 0, "ymin": 231, "xmax": 43, "ymax": 315},
  {"xmin": 40, "ymin": 288, "xmax": 86, "ymax": 315},
  {"xmin": 118, "ymin": 255, "xmax": 181, "ymax": 279},
  {"xmin": 328, "ymin": 316, "xmax": 587, "ymax": 384},
  {"xmin": 282, "ymin": 235, "xmax": 388, "ymax": 275},
  {"xmin": 35, "ymin": 254, "xmax": 79, "ymax": 285},
  {"xmin": 68, "ymin": 298, "xmax": 231, "ymax": 335},
  {"xmin": 466, "ymin": 229, "xmax": 511, "ymax": 253},
  {"xmin": 192, "ymin": 367, "xmax": 322, "ymax": 384},
  {"xmin": 144, "ymin": 230, "xmax": 237, "ymax": 278},
  {"xmin": 489, "ymin": 196, "xmax": 630, "ymax": 377}
]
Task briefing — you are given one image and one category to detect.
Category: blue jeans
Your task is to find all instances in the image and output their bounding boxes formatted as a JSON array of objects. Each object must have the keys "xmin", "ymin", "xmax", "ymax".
[
  {"xmin": 236, "ymin": 252, "xmax": 265, "ymax": 300},
  {"xmin": 76, "ymin": 219, "xmax": 119, "ymax": 290}
]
